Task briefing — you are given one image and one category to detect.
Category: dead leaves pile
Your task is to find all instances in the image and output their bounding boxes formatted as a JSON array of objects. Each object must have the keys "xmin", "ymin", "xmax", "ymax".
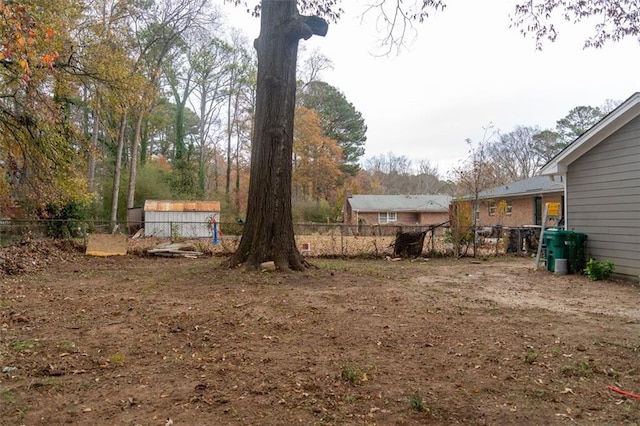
[{"xmin": 0, "ymin": 238, "xmax": 83, "ymax": 276}]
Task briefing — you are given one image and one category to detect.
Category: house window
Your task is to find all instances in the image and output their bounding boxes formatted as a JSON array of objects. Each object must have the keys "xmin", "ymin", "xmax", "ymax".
[
  {"xmin": 488, "ymin": 201, "xmax": 513, "ymax": 216},
  {"xmin": 379, "ymin": 212, "xmax": 397, "ymax": 224}
]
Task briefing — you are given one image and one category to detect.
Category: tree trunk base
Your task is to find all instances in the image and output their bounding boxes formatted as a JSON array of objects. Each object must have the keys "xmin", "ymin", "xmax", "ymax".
[{"xmin": 226, "ymin": 250, "xmax": 310, "ymax": 272}]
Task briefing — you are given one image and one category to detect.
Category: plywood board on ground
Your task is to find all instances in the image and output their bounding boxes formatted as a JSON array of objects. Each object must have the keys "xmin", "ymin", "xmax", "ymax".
[{"xmin": 86, "ymin": 234, "xmax": 128, "ymax": 256}]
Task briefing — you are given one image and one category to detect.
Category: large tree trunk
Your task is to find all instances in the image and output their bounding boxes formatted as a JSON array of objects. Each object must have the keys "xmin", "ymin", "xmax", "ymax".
[{"xmin": 229, "ymin": 0, "xmax": 327, "ymax": 271}]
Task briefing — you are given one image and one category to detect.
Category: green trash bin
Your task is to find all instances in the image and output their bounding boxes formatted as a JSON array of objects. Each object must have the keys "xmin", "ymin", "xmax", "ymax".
[
  {"xmin": 567, "ymin": 232, "xmax": 588, "ymax": 274},
  {"xmin": 545, "ymin": 229, "xmax": 572, "ymax": 272}
]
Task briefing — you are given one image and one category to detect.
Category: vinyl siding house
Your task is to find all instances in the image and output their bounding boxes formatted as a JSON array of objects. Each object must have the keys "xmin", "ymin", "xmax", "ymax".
[
  {"xmin": 343, "ymin": 194, "xmax": 451, "ymax": 227},
  {"xmin": 470, "ymin": 175, "xmax": 565, "ymax": 228},
  {"xmin": 540, "ymin": 92, "xmax": 640, "ymax": 282}
]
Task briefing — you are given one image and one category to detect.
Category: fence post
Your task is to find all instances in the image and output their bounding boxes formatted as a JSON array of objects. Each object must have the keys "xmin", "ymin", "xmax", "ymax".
[{"xmin": 431, "ymin": 226, "xmax": 435, "ymax": 253}]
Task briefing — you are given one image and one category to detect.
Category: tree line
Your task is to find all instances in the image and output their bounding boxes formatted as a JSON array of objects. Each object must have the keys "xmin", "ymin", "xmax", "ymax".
[
  {"xmin": 0, "ymin": 0, "xmax": 366, "ymax": 226},
  {"xmin": 351, "ymin": 101, "xmax": 616, "ymax": 201},
  {"xmin": 0, "ymin": 0, "xmax": 627, "ymax": 230}
]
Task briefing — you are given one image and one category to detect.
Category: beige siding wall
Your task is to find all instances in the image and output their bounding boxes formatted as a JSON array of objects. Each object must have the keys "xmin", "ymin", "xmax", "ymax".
[{"xmin": 566, "ymin": 115, "xmax": 640, "ymax": 280}]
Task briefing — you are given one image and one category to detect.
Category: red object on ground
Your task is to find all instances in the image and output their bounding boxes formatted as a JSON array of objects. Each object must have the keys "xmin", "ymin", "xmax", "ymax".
[{"xmin": 607, "ymin": 386, "xmax": 640, "ymax": 400}]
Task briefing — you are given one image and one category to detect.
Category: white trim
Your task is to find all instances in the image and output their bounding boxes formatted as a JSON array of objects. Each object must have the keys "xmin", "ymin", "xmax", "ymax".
[{"xmin": 378, "ymin": 211, "xmax": 397, "ymax": 224}]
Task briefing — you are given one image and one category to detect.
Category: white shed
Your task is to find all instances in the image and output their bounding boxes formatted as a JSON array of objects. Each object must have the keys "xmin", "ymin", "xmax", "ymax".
[{"xmin": 144, "ymin": 200, "xmax": 221, "ymax": 238}]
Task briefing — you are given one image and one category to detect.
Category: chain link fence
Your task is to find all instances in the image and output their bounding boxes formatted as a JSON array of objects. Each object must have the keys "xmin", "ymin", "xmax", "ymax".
[{"xmin": 0, "ymin": 219, "xmax": 538, "ymax": 258}]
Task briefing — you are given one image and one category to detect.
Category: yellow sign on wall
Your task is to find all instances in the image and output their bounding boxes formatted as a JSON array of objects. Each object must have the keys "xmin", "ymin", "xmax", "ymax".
[{"xmin": 546, "ymin": 202, "xmax": 560, "ymax": 216}]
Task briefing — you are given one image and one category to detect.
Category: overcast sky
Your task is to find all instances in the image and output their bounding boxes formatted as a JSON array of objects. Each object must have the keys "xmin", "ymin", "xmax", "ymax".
[{"xmin": 222, "ymin": 1, "xmax": 639, "ymax": 177}]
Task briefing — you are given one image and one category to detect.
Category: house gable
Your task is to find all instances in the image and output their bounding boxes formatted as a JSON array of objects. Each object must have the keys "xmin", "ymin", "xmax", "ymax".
[
  {"xmin": 541, "ymin": 93, "xmax": 640, "ymax": 281},
  {"xmin": 564, "ymin": 115, "xmax": 640, "ymax": 280},
  {"xmin": 541, "ymin": 92, "xmax": 640, "ymax": 175}
]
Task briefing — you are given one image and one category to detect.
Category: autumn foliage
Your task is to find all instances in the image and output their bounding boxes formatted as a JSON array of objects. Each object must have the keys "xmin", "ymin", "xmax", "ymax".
[{"xmin": 293, "ymin": 106, "xmax": 343, "ymax": 203}]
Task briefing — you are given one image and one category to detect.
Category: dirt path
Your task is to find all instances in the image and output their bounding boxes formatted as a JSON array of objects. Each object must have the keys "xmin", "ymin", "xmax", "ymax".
[{"xmin": 1, "ymin": 255, "xmax": 640, "ymax": 425}]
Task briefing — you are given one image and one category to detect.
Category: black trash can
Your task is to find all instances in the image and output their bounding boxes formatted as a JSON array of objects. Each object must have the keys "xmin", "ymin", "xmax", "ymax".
[{"xmin": 567, "ymin": 232, "xmax": 588, "ymax": 274}]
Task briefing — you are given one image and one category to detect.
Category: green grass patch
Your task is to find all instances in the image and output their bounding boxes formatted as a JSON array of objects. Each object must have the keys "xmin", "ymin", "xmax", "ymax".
[{"xmin": 10, "ymin": 341, "xmax": 35, "ymax": 351}]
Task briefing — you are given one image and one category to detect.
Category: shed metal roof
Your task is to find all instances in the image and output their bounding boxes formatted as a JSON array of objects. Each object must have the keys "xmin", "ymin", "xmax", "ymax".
[
  {"xmin": 348, "ymin": 195, "xmax": 451, "ymax": 212},
  {"xmin": 144, "ymin": 200, "xmax": 221, "ymax": 212}
]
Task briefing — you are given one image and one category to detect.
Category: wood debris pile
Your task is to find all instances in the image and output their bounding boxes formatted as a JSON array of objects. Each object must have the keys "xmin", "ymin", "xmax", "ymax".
[{"xmin": 146, "ymin": 242, "xmax": 204, "ymax": 258}]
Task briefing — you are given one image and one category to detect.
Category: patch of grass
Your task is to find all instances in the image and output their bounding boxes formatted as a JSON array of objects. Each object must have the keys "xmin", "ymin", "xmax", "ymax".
[
  {"xmin": 1, "ymin": 388, "xmax": 28, "ymax": 421},
  {"xmin": 561, "ymin": 358, "xmax": 595, "ymax": 378},
  {"xmin": 409, "ymin": 393, "xmax": 426, "ymax": 412},
  {"xmin": 341, "ymin": 364, "xmax": 368, "ymax": 385},
  {"xmin": 551, "ymin": 347, "xmax": 560, "ymax": 357},
  {"xmin": 110, "ymin": 353, "xmax": 125, "ymax": 365},
  {"xmin": 10, "ymin": 340, "xmax": 35, "ymax": 351},
  {"xmin": 1, "ymin": 388, "xmax": 16, "ymax": 404},
  {"xmin": 524, "ymin": 349, "xmax": 539, "ymax": 364}
]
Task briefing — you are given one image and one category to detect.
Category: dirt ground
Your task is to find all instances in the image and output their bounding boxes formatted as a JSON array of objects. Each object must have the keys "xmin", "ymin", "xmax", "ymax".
[{"xmin": 1, "ymin": 240, "xmax": 640, "ymax": 425}]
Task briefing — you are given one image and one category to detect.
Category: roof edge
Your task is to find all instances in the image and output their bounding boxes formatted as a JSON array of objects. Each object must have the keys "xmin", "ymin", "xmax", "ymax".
[{"xmin": 541, "ymin": 92, "xmax": 640, "ymax": 175}]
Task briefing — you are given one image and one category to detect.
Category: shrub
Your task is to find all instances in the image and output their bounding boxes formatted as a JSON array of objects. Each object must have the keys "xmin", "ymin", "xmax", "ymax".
[
  {"xmin": 40, "ymin": 201, "xmax": 88, "ymax": 238},
  {"xmin": 584, "ymin": 258, "xmax": 614, "ymax": 281},
  {"xmin": 293, "ymin": 199, "xmax": 335, "ymax": 223}
]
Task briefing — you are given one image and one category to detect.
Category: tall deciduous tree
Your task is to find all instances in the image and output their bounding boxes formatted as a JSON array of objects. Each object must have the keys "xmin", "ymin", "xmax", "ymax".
[
  {"xmin": 298, "ymin": 81, "xmax": 367, "ymax": 175},
  {"xmin": 229, "ymin": 0, "xmax": 328, "ymax": 270},
  {"xmin": 189, "ymin": 35, "xmax": 234, "ymax": 194},
  {"xmin": 511, "ymin": 0, "xmax": 640, "ymax": 48},
  {"xmin": 298, "ymin": 48, "xmax": 333, "ymax": 89},
  {"xmin": 0, "ymin": 0, "xmax": 90, "ymax": 211},
  {"xmin": 532, "ymin": 129, "xmax": 563, "ymax": 165},
  {"xmin": 293, "ymin": 106, "xmax": 343, "ymax": 201},
  {"xmin": 487, "ymin": 126, "xmax": 542, "ymax": 182},
  {"xmin": 124, "ymin": 0, "xmax": 209, "ymax": 215},
  {"xmin": 354, "ymin": 154, "xmax": 449, "ymax": 195},
  {"xmin": 451, "ymin": 130, "xmax": 500, "ymax": 257},
  {"xmin": 224, "ymin": 33, "xmax": 254, "ymax": 200}
]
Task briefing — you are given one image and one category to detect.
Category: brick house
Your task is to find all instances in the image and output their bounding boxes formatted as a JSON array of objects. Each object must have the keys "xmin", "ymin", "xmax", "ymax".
[
  {"xmin": 462, "ymin": 175, "xmax": 565, "ymax": 228},
  {"xmin": 343, "ymin": 194, "xmax": 451, "ymax": 226}
]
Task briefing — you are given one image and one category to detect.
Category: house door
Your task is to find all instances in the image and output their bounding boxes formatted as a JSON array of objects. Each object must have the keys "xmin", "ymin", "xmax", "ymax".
[{"xmin": 534, "ymin": 196, "xmax": 542, "ymax": 225}]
